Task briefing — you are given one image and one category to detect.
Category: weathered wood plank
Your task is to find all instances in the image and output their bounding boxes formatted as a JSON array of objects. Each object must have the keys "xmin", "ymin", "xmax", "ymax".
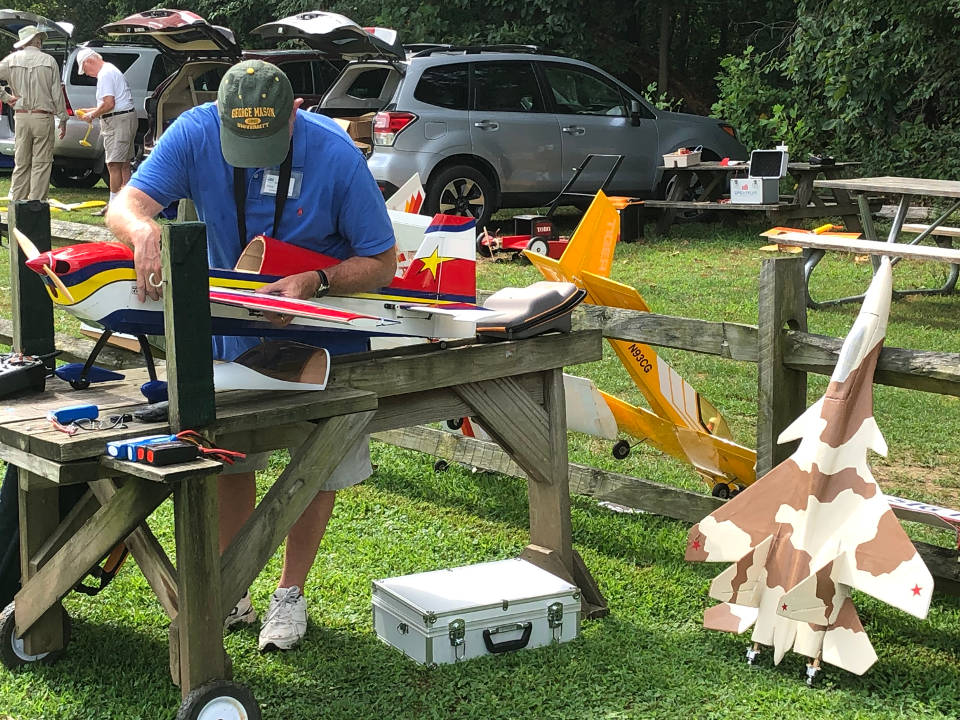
[
  {"xmin": 9, "ymin": 202, "xmax": 55, "ymax": 360},
  {"xmin": 29, "ymin": 490, "xmax": 99, "ymax": 573},
  {"xmin": 89, "ymin": 479, "xmax": 179, "ymax": 619},
  {"xmin": 219, "ymin": 410, "xmax": 376, "ymax": 616},
  {"xmin": 764, "ymin": 232, "xmax": 960, "ymax": 263},
  {"xmin": 331, "ymin": 330, "xmax": 602, "ymax": 398},
  {"xmin": 16, "ymin": 474, "xmax": 63, "ymax": 654},
  {"xmin": 756, "ymin": 257, "xmax": 807, "ymax": 477},
  {"xmin": 455, "ymin": 377, "xmax": 553, "ymax": 485},
  {"xmin": 173, "ymin": 473, "xmax": 224, "ymax": 693},
  {"xmin": 14, "ymin": 479, "xmax": 171, "ymax": 634},
  {"xmin": 163, "ymin": 222, "xmax": 215, "ymax": 431},
  {"xmin": 814, "ymin": 176, "xmax": 960, "ymax": 198},
  {"xmin": 644, "ymin": 200, "xmax": 782, "ymax": 211},
  {"xmin": 0, "ymin": 444, "xmax": 100, "ymax": 485},
  {"xmin": 100, "ymin": 456, "xmax": 223, "ymax": 484}
]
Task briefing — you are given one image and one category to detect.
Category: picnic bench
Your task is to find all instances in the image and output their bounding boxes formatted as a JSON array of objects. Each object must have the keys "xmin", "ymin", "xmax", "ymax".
[
  {"xmin": 647, "ymin": 160, "xmax": 865, "ymax": 235},
  {"xmin": 2, "ymin": 202, "xmax": 604, "ymax": 718}
]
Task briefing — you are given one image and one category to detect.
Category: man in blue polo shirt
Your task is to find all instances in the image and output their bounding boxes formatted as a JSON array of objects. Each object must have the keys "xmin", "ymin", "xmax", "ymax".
[{"xmin": 107, "ymin": 60, "xmax": 396, "ymax": 652}]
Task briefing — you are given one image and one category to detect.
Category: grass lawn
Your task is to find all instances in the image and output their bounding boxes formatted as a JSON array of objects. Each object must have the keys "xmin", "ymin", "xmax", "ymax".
[{"xmin": 1, "ymin": 188, "xmax": 959, "ymax": 719}]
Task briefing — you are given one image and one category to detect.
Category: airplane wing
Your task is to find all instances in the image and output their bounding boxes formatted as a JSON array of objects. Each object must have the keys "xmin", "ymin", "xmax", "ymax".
[
  {"xmin": 396, "ymin": 302, "xmax": 500, "ymax": 320},
  {"xmin": 209, "ymin": 288, "xmax": 399, "ymax": 328},
  {"xmin": 686, "ymin": 459, "xmax": 807, "ymax": 563}
]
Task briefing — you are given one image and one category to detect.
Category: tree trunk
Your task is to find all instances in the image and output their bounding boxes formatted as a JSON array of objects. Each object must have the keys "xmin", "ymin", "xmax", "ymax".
[{"xmin": 658, "ymin": 3, "xmax": 674, "ymax": 95}]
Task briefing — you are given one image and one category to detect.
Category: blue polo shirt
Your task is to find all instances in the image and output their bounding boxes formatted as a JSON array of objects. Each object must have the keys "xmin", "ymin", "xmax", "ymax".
[{"xmin": 129, "ymin": 102, "xmax": 395, "ymax": 360}]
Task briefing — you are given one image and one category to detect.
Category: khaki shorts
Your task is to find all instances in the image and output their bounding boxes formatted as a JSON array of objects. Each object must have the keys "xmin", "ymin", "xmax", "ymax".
[
  {"xmin": 226, "ymin": 435, "xmax": 372, "ymax": 492},
  {"xmin": 100, "ymin": 111, "xmax": 138, "ymax": 163}
]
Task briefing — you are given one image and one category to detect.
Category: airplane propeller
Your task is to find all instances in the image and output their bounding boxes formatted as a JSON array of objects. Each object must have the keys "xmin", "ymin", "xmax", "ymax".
[{"xmin": 12, "ymin": 227, "xmax": 76, "ymax": 304}]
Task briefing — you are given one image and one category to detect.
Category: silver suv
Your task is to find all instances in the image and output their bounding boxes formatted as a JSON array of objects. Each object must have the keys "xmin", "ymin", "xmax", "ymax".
[{"xmin": 315, "ymin": 43, "xmax": 748, "ymax": 229}]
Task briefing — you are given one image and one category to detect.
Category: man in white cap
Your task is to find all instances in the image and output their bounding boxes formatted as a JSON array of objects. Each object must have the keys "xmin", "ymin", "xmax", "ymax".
[
  {"xmin": 76, "ymin": 48, "xmax": 137, "ymax": 214},
  {"xmin": 0, "ymin": 26, "xmax": 68, "ymax": 201}
]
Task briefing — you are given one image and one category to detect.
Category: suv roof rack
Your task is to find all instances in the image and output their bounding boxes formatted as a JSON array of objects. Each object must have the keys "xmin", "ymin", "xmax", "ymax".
[{"xmin": 408, "ymin": 44, "xmax": 543, "ymax": 58}]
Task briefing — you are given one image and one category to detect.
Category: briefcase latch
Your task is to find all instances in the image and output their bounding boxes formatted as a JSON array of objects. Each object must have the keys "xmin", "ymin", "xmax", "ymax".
[
  {"xmin": 547, "ymin": 602, "xmax": 564, "ymax": 640},
  {"xmin": 448, "ymin": 618, "xmax": 466, "ymax": 660}
]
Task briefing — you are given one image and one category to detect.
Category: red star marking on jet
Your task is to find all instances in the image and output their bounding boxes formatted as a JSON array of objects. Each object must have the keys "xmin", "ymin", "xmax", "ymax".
[
  {"xmin": 691, "ymin": 539, "xmax": 701, "ymax": 550},
  {"xmin": 912, "ymin": 584, "xmax": 922, "ymax": 596},
  {"xmin": 781, "ymin": 603, "xmax": 788, "ymax": 611}
]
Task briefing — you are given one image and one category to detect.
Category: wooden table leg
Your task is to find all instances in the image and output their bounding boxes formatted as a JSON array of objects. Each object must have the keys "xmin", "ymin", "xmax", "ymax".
[
  {"xmin": 16, "ymin": 471, "xmax": 64, "ymax": 656},
  {"xmin": 172, "ymin": 473, "xmax": 224, "ymax": 696},
  {"xmin": 655, "ymin": 169, "xmax": 684, "ymax": 235}
]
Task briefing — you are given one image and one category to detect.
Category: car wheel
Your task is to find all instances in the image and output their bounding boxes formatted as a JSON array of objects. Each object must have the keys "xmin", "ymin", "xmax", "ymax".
[
  {"xmin": 660, "ymin": 170, "xmax": 714, "ymax": 223},
  {"xmin": 426, "ymin": 165, "xmax": 495, "ymax": 231},
  {"xmin": 50, "ymin": 166, "xmax": 101, "ymax": 189}
]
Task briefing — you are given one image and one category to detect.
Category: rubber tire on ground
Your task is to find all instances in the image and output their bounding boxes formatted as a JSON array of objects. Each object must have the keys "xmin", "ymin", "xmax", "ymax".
[
  {"xmin": 611, "ymin": 440, "xmax": 631, "ymax": 460},
  {"xmin": 176, "ymin": 680, "xmax": 261, "ymax": 720},
  {"xmin": 0, "ymin": 601, "xmax": 71, "ymax": 669},
  {"xmin": 425, "ymin": 165, "xmax": 495, "ymax": 231},
  {"xmin": 526, "ymin": 237, "xmax": 549, "ymax": 256},
  {"xmin": 711, "ymin": 483, "xmax": 731, "ymax": 500},
  {"xmin": 50, "ymin": 165, "xmax": 101, "ymax": 189},
  {"xmin": 445, "ymin": 418, "xmax": 464, "ymax": 430},
  {"xmin": 433, "ymin": 459, "xmax": 450, "ymax": 473},
  {"xmin": 476, "ymin": 231, "xmax": 493, "ymax": 258}
]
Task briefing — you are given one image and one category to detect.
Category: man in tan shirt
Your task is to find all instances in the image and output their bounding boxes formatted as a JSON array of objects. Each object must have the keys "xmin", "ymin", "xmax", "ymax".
[{"xmin": 0, "ymin": 26, "xmax": 68, "ymax": 201}]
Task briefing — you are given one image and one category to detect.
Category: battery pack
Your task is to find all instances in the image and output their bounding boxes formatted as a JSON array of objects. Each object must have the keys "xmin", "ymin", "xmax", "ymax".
[
  {"xmin": 139, "ymin": 441, "xmax": 200, "ymax": 466},
  {"xmin": 49, "ymin": 404, "xmax": 98, "ymax": 425}
]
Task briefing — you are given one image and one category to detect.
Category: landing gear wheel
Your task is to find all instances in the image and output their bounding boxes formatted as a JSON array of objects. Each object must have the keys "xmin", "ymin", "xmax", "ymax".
[
  {"xmin": 745, "ymin": 644, "xmax": 761, "ymax": 666},
  {"xmin": 611, "ymin": 440, "xmax": 631, "ymax": 460},
  {"xmin": 711, "ymin": 483, "xmax": 731, "ymax": 500},
  {"xmin": 476, "ymin": 231, "xmax": 493, "ymax": 258},
  {"xmin": 0, "ymin": 602, "xmax": 72, "ymax": 669},
  {"xmin": 69, "ymin": 378, "xmax": 90, "ymax": 390},
  {"xmin": 526, "ymin": 237, "xmax": 549, "ymax": 256},
  {"xmin": 445, "ymin": 418, "xmax": 464, "ymax": 430},
  {"xmin": 176, "ymin": 680, "xmax": 261, "ymax": 720},
  {"xmin": 433, "ymin": 459, "xmax": 450, "ymax": 473}
]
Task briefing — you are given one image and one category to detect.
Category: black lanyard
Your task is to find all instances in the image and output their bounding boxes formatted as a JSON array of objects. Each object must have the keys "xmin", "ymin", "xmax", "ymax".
[{"xmin": 233, "ymin": 137, "xmax": 294, "ymax": 247}]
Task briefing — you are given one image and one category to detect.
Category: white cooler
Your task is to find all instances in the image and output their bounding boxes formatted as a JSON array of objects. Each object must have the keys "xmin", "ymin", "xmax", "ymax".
[{"xmin": 372, "ymin": 558, "xmax": 581, "ymax": 665}]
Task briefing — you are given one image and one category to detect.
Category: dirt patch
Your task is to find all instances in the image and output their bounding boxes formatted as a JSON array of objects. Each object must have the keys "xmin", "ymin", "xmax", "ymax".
[{"xmin": 874, "ymin": 463, "xmax": 960, "ymax": 507}]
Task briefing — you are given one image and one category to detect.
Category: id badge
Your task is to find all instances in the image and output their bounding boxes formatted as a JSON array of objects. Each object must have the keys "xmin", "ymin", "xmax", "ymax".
[{"xmin": 261, "ymin": 170, "xmax": 303, "ymax": 199}]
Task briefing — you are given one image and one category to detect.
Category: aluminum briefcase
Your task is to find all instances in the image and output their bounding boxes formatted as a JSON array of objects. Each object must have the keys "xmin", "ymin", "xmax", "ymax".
[{"xmin": 371, "ymin": 558, "xmax": 581, "ymax": 665}]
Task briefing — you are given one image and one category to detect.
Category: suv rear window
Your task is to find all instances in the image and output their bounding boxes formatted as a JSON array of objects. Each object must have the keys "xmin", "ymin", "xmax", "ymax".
[
  {"xmin": 345, "ymin": 68, "xmax": 390, "ymax": 100},
  {"xmin": 69, "ymin": 52, "xmax": 139, "ymax": 87},
  {"xmin": 414, "ymin": 63, "xmax": 467, "ymax": 110},
  {"xmin": 472, "ymin": 61, "xmax": 544, "ymax": 113}
]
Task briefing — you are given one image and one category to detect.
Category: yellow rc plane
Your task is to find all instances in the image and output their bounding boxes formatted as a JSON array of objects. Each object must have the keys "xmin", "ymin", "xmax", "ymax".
[{"xmin": 524, "ymin": 191, "xmax": 756, "ymax": 497}]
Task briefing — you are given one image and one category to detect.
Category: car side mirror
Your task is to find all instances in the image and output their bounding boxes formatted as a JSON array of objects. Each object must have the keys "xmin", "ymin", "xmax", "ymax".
[{"xmin": 630, "ymin": 100, "xmax": 641, "ymax": 126}]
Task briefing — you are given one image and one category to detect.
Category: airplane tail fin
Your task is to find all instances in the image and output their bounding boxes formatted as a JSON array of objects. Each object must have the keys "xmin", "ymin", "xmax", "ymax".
[
  {"xmin": 388, "ymin": 214, "xmax": 477, "ymax": 303},
  {"xmin": 385, "ymin": 173, "xmax": 425, "ymax": 213},
  {"xmin": 523, "ymin": 191, "xmax": 620, "ymax": 282}
]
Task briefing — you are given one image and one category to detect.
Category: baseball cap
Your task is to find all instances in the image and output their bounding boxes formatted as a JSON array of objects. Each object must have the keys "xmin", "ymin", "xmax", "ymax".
[
  {"xmin": 14, "ymin": 26, "xmax": 46, "ymax": 49},
  {"xmin": 217, "ymin": 60, "xmax": 294, "ymax": 168},
  {"xmin": 75, "ymin": 47, "xmax": 96, "ymax": 71}
]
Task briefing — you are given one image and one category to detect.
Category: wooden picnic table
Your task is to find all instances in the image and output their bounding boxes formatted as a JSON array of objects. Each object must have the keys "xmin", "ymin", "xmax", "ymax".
[
  {"xmin": 2, "ymin": 202, "xmax": 605, "ymax": 718},
  {"xmin": 805, "ymin": 176, "xmax": 960, "ymax": 307},
  {"xmin": 647, "ymin": 160, "xmax": 864, "ymax": 235}
]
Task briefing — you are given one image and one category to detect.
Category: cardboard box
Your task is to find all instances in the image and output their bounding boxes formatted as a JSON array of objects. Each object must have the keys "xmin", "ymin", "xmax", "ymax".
[
  {"xmin": 372, "ymin": 558, "xmax": 581, "ymax": 665},
  {"xmin": 729, "ymin": 177, "xmax": 779, "ymax": 204},
  {"xmin": 662, "ymin": 150, "xmax": 701, "ymax": 168}
]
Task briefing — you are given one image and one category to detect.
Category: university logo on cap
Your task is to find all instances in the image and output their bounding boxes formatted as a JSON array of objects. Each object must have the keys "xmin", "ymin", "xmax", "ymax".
[{"xmin": 218, "ymin": 60, "xmax": 294, "ymax": 169}]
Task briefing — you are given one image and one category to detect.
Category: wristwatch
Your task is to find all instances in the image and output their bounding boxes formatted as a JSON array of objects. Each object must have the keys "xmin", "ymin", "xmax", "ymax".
[{"xmin": 314, "ymin": 269, "xmax": 330, "ymax": 298}]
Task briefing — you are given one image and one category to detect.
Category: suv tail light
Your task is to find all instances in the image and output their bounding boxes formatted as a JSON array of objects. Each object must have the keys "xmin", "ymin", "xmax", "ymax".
[
  {"xmin": 719, "ymin": 123, "xmax": 737, "ymax": 139},
  {"xmin": 63, "ymin": 86, "xmax": 74, "ymax": 116},
  {"xmin": 374, "ymin": 112, "xmax": 417, "ymax": 146}
]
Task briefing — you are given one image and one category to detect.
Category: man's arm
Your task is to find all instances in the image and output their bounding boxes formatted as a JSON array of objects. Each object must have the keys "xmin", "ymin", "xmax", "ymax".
[
  {"xmin": 80, "ymin": 94, "xmax": 115, "ymax": 120},
  {"xmin": 50, "ymin": 66, "xmax": 67, "ymax": 135},
  {"xmin": 105, "ymin": 186, "xmax": 165, "ymax": 302}
]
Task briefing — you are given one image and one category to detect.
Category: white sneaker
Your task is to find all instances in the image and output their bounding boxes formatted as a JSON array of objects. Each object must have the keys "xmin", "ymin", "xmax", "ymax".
[
  {"xmin": 224, "ymin": 590, "xmax": 257, "ymax": 631},
  {"xmin": 258, "ymin": 586, "xmax": 307, "ymax": 652}
]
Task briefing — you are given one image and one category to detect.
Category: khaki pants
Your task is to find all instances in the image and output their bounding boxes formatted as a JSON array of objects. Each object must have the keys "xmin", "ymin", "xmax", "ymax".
[{"xmin": 11, "ymin": 112, "xmax": 55, "ymax": 202}]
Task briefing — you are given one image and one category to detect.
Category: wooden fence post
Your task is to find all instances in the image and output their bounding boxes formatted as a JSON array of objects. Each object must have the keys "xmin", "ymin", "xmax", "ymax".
[
  {"xmin": 9, "ymin": 201, "xmax": 55, "ymax": 366},
  {"xmin": 162, "ymin": 223, "xmax": 215, "ymax": 431},
  {"xmin": 756, "ymin": 256, "xmax": 808, "ymax": 476}
]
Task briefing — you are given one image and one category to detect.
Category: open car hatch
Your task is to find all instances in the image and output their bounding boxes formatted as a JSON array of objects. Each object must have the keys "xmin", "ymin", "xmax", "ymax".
[
  {"xmin": 0, "ymin": 10, "xmax": 72, "ymax": 43},
  {"xmin": 250, "ymin": 12, "xmax": 403, "ymax": 61},
  {"xmin": 99, "ymin": 9, "xmax": 240, "ymax": 61}
]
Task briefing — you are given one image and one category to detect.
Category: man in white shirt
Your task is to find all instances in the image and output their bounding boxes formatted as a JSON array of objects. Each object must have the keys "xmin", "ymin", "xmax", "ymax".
[{"xmin": 76, "ymin": 48, "xmax": 137, "ymax": 213}]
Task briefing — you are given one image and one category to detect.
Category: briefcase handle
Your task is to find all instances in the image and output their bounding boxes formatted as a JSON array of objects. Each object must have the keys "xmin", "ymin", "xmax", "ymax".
[{"xmin": 482, "ymin": 622, "xmax": 532, "ymax": 654}]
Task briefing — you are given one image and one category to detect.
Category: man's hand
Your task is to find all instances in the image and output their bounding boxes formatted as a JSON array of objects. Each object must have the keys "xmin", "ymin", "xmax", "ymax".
[
  {"xmin": 77, "ymin": 108, "xmax": 94, "ymax": 122},
  {"xmin": 58, "ymin": 121, "xmax": 66, "ymax": 140},
  {"xmin": 7, "ymin": 95, "xmax": 17, "ymax": 106},
  {"xmin": 256, "ymin": 271, "xmax": 322, "ymax": 327},
  {"xmin": 129, "ymin": 220, "xmax": 164, "ymax": 302}
]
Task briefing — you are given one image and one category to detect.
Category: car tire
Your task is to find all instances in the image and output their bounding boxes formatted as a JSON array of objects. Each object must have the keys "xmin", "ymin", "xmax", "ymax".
[
  {"xmin": 426, "ymin": 165, "xmax": 495, "ymax": 231},
  {"xmin": 658, "ymin": 150, "xmax": 720, "ymax": 223},
  {"xmin": 50, "ymin": 166, "xmax": 101, "ymax": 189}
]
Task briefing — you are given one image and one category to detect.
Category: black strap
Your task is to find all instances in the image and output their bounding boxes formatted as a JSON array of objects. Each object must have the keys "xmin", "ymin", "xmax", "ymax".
[{"xmin": 233, "ymin": 137, "xmax": 294, "ymax": 248}]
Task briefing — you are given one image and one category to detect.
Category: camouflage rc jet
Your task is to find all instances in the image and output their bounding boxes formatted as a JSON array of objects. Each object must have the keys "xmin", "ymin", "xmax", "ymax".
[{"xmin": 685, "ymin": 256, "xmax": 933, "ymax": 683}]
